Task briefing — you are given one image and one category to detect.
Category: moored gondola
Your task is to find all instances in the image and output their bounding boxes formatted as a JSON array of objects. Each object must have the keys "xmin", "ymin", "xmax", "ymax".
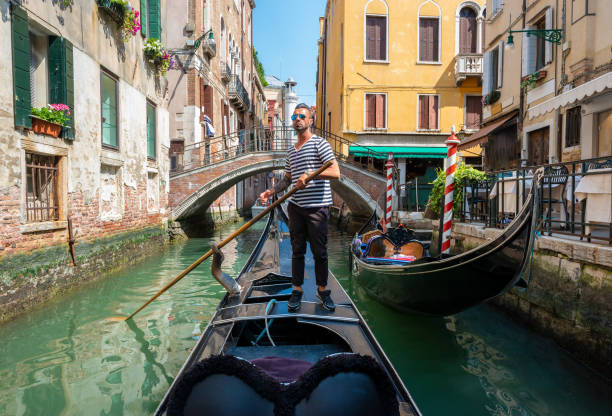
[
  {"xmin": 154, "ymin": 206, "xmax": 421, "ymax": 416},
  {"xmin": 349, "ymin": 170, "xmax": 544, "ymax": 316}
]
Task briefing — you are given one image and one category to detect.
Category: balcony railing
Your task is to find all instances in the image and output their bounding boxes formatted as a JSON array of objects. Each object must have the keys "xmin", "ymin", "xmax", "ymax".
[
  {"xmin": 221, "ymin": 61, "xmax": 231, "ymax": 82},
  {"xmin": 229, "ymin": 75, "xmax": 249, "ymax": 110},
  {"xmin": 454, "ymin": 53, "xmax": 483, "ymax": 85}
]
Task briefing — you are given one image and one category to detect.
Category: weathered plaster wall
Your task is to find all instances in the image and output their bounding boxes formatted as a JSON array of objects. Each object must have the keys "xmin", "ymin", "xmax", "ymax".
[{"xmin": 451, "ymin": 222, "xmax": 612, "ymax": 377}]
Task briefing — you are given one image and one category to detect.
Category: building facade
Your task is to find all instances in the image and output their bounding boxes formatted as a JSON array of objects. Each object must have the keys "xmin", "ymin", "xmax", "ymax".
[
  {"xmin": 464, "ymin": 0, "xmax": 611, "ymax": 170},
  {"xmin": 316, "ymin": 0, "xmax": 485, "ymax": 209},
  {"xmin": 1, "ymin": 0, "xmax": 170, "ymax": 257},
  {"xmin": 166, "ymin": 0, "xmax": 262, "ymax": 214}
]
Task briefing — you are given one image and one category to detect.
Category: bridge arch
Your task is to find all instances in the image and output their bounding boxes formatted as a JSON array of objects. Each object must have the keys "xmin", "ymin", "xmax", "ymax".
[{"xmin": 170, "ymin": 159, "xmax": 381, "ymax": 221}]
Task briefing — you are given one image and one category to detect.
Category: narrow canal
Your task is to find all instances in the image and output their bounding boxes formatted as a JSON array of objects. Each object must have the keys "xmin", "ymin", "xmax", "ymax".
[{"xmin": 0, "ymin": 219, "xmax": 610, "ymax": 415}]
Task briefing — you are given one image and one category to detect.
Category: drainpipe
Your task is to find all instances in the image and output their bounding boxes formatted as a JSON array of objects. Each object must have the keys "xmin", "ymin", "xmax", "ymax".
[
  {"xmin": 519, "ymin": 0, "xmax": 527, "ymax": 167},
  {"xmin": 322, "ymin": 18, "xmax": 328, "ymax": 131}
]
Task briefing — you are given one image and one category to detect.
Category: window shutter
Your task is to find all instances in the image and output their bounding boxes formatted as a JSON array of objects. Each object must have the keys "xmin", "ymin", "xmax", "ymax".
[
  {"xmin": 431, "ymin": 19, "xmax": 439, "ymax": 62},
  {"xmin": 522, "ymin": 27, "xmax": 536, "ymax": 76},
  {"xmin": 482, "ymin": 51, "xmax": 491, "ymax": 95},
  {"xmin": 418, "ymin": 96, "xmax": 428, "ymax": 129},
  {"xmin": 149, "ymin": 0, "xmax": 161, "ymax": 40},
  {"xmin": 545, "ymin": 8, "xmax": 553, "ymax": 64},
  {"xmin": 204, "ymin": 85, "xmax": 213, "ymax": 123},
  {"xmin": 419, "ymin": 19, "xmax": 427, "ymax": 61},
  {"xmin": 378, "ymin": 17, "xmax": 387, "ymax": 60},
  {"xmin": 147, "ymin": 103, "xmax": 156, "ymax": 159},
  {"xmin": 200, "ymin": 78, "xmax": 205, "ymax": 122},
  {"xmin": 49, "ymin": 37, "xmax": 74, "ymax": 139},
  {"xmin": 466, "ymin": 96, "xmax": 482, "ymax": 129},
  {"xmin": 11, "ymin": 6, "xmax": 31, "ymax": 129},
  {"xmin": 366, "ymin": 17, "xmax": 375, "ymax": 60},
  {"xmin": 373, "ymin": 18, "xmax": 381, "ymax": 60},
  {"xmin": 375, "ymin": 94, "xmax": 385, "ymax": 128},
  {"xmin": 365, "ymin": 94, "xmax": 376, "ymax": 128},
  {"xmin": 429, "ymin": 96, "xmax": 438, "ymax": 130},
  {"xmin": 140, "ymin": 0, "xmax": 148, "ymax": 37},
  {"xmin": 497, "ymin": 41, "xmax": 504, "ymax": 88},
  {"xmin": 459, "ymin": 17, "xmax": 477, "ymax": 54}
]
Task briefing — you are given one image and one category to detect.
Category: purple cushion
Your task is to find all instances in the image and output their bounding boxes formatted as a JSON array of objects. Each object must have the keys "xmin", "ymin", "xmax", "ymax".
[{"xmin": 251, "ymin": 356, "xmax": 313, "ymax": 383}]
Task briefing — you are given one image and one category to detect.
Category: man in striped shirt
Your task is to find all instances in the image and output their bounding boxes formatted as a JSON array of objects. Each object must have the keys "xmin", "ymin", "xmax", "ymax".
[{"xmin": 260, "ymin": 104, "xmax": 340, "ymax": 312}]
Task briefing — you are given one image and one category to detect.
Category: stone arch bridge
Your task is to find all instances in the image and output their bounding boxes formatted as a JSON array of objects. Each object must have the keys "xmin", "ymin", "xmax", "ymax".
[{"xmin": 169, "ymin": 150, "xmax": 388, "ymax": 223}]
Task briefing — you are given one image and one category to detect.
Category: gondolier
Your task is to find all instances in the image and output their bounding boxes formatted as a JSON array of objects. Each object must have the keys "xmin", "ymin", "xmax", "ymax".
[{"xmin": 260, "ymin": 103, "xmax": 340, "ymax": 312}]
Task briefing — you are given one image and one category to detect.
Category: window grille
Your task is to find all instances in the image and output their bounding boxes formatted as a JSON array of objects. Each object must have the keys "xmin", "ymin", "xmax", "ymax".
[{"xmin": 25, "ymin": 153, "xmax": 59, "ymax": 222}]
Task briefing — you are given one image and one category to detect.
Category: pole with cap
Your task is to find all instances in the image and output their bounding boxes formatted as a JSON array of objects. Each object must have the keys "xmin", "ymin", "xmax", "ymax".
[
  {"xmin": 385, "ymin": 152, "xmax": 394, "ymax": 226},
  {"xmin": 441, "ymin": 126, "xmax": 461, "ymax": 255}
]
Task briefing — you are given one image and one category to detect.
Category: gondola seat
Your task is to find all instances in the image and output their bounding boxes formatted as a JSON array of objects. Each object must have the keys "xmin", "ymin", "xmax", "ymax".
[
  {"xmin": 167, "ymin": 353, "xmax": 399, "ymax": 416},
  {"xmin": 361, "ymin": 229, "xmax": 383, "ymax": 244},
  {"xmin": 364, "ymin": 235, "xmax": 425, "ymax": 261}
]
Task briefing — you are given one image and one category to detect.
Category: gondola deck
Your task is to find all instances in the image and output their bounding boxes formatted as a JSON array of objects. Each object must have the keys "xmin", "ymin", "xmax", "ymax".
[{"xmin": 154, "ymin": 207, "xmax": 421, "ymax": 416}]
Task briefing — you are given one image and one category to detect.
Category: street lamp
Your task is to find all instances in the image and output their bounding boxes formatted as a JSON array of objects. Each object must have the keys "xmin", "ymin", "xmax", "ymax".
[
  {"xmin": 506, "ymin": 28, "xmax": 562, "ymax": 47},
  {"xmin": 192, "ymin": 29, "xmax": 215, "ymax": 51}
]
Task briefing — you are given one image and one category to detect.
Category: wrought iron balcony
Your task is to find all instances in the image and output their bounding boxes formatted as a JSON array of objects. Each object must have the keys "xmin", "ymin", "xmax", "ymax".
[
  {"xmin": 454, "ymin": 53, "xmax": 483, "ymax": 85},
  {"xmin": 221, "ymin": 61, "xmax": 231, "ymax": 82},
  {"xmin": 229, "ymin": 75, "xmax": 249, "ymax": 111}
]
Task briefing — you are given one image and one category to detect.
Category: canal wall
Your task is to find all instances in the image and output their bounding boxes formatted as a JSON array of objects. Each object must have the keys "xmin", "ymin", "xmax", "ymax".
[
  {"xmin": 0, "ymin": 226, "xmax": 169, "ymax": 323},
  {"xmin": 446, "ymin": 222, "xmax": 612, "ymax": 378}
]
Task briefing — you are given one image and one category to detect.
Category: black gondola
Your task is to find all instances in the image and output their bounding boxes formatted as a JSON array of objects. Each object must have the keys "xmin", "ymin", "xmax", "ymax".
[
  {"xmin": 349, "ymin": 170, "xmax": 544, "ymax": 316},
  {"xmin": 154, "ymin": 206, "xmax": 421, "ymax": 416}
]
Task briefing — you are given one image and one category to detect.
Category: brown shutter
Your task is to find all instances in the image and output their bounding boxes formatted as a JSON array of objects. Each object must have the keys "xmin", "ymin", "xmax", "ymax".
[
  {"xmin": 366, "ymin": 17, "xmax": 376, "ymax": 60},
  {"xmin": 419, "ymin": 19, "xmax": 427, "ymax": 61},
  {"xmin": 366, "ymin": 94, "xmax": 376, "ymax": 128},
  {"xmin": 418, "ymin": 96, "xmax": 428, "ymax": 129},
  {"xmin": 468, "ymin": 17, "xmax": 477, "ymax": 53},
  {"xmin": 375, "ymin": 94, "xmax": 385, "ymax": 128},
  {"xmin": 203, "ymin": 85, "xmax": 214, "ymax": 122},
  {"xmin": 200, "ymin": 78, "xmax": 206, "ymax": 122},
  {"xmin": 466, "ymin": 96, "xmax": 481, "ymax": 129},
  {"xmin": 460, "ymin": 17, "xmax": 477, "ymax": 54},
  {"xmin": 377, "ymin": 17, "xmax": 386, "ymax": 60},
  {"xmin": 428, "ymin": 95, "xmax": 438, "ymax": 129},
  {"xmin": 431, "ymin": 19, "xmax": 439, "ymax": 61}
]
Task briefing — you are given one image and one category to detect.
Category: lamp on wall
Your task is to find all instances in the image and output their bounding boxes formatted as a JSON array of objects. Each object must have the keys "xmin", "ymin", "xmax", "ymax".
[{"xmin": 506, "ymin": 28, "xmax": 562, "ymax": 47}]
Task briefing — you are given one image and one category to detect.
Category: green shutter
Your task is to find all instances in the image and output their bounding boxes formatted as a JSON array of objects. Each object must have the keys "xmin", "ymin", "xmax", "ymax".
[
  {"xmin": 149, "ymin": 0, "xmax": 161, "ymax": 40},
  {"xmin": 48, "ymin": 37, "xmax": 74, "ymax": 139},
  {"xmin": 146, "ymin": 103, "xmax": 156, "ymax": 159},
  {"xmin": 140, "ymin": 0, "xmax": 147, "ymax": 37},
  {"xmin": 11, "ymin": 6, "xmax": 31, "ymax": 129}
]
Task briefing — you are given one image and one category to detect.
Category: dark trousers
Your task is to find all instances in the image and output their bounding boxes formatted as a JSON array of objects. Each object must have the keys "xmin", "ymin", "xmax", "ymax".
[{"xmin": 287, "ymin": 203, "xmax": 330, "ymax": 288}]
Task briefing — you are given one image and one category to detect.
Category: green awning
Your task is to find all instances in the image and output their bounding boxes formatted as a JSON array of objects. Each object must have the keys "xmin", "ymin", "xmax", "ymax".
[{"xmin": 349, "ymin": 146, "xmax": 447, "ymax": 159}]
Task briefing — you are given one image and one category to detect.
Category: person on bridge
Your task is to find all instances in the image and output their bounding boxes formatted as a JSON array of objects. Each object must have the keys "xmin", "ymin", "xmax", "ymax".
[{"xmin": 260, "ymin": 103, "xmax": 340, "ymax": 312}]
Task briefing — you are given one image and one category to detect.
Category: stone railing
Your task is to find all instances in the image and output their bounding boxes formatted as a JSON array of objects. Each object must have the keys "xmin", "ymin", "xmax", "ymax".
[{"xmin": 454, "ymin": 53, "xmax": 483, "ymax": 85}]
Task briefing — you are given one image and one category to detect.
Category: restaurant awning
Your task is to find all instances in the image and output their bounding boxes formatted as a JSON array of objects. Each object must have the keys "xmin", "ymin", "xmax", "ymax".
[
  {"xmin": 349, "ymin": 146, "xmax": 447, "ymax": 159},
  {"xmin": 528, "ymin": 71, "xmax": 612, "ymax": 119},
  {"xmin": 457, "ymin": 113, "xmax": 516, "ymax": 151}
]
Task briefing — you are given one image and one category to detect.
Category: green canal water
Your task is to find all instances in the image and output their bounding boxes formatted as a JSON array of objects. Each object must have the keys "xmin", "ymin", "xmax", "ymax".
[{"xmin": 0, "ymin": 219, "xmax": 610, "ymax": 415}]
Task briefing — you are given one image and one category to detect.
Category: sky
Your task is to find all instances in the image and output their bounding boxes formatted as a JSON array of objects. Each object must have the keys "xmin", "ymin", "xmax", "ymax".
[{"xmin": 253, "ymin": 0, "xmax": 327, "ymax": 106}]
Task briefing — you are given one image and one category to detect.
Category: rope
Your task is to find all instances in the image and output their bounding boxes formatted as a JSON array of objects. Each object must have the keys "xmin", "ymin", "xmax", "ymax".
[{"xmin": 253, "ymin": 299, "xmax": 277, "ymax": 347}]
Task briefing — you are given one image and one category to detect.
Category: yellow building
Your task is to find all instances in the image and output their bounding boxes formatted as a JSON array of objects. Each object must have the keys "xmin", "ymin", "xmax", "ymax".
[{"xmin": 316, "ymin": 0, "xmax": 485, "ymax": 205}]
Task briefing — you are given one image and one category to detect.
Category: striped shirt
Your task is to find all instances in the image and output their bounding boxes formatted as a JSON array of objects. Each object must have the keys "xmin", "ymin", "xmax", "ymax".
[{"xmin": 284, "ymin": 135, "xmax": 336, "ymax": 208}]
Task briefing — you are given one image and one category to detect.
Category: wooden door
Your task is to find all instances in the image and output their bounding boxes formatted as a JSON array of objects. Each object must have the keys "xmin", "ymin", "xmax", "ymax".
[
  {"xmin": 598, "ymin": 110, "xmax": 612, "ymax": 157},
  {"xmin": 528, "ymin": 127, "xmax": 550, "ymax": 166}
]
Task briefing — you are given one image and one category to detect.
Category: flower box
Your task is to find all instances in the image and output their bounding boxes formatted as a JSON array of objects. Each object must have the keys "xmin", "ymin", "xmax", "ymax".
[
  {"xmin": 96, "ymin": 0, "xmax": 125, "ymax": 25},
  {"xmin": 31, "ymin": 117, "xmax": 63, "ymax": 138}
]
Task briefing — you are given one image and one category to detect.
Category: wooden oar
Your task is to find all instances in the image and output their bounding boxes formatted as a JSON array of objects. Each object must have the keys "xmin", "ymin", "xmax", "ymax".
[{"xmin": 110, "ymin": 160, "xmax": 333, "ymax": 322}]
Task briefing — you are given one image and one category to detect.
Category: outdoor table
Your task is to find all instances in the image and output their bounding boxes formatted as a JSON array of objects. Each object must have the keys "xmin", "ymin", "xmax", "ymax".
[
  {"xmin": 489, "ymin": 177, "xmax": 535, "ymax": 214},
  {"xmin": 574, "ymin": 168, "xmax": 612, "ymax": 234}
]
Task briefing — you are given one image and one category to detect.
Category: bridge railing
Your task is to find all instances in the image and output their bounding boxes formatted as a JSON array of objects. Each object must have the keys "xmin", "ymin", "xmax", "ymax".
[{"xmin": 170, "ymin": 127, "xmax": 400, "ymax": 186}]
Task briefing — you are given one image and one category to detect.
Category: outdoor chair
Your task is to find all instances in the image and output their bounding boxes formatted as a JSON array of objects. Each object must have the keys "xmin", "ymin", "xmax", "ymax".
[{"xmin": 541, "ymin": 165, "xmax": 569, "ymax": 230}]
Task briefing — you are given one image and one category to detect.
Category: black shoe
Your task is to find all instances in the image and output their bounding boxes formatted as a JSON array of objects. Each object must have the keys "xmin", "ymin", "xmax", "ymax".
[
  {"xmin": 288, "ymin": 290, "xmax": 303, "ymax": 312},
  {"xmin": 317, "ymin": 289, "xmax": 336, "ymax": 312}
]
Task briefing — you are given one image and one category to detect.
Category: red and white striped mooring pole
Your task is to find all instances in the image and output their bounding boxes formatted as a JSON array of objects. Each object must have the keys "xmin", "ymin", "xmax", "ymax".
[
  {"xmin": 385, "ymin": 152, "xmax": 394, "ymax": 227},
  {"xmin": 441, "ymin": 127, "xmax": 461, "ymax": 254}
]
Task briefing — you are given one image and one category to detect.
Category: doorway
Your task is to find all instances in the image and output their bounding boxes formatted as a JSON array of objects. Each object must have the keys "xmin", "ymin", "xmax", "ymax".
[{"xmin": 528, "ymin": 126, "xmax": 550, "ymax": 166}]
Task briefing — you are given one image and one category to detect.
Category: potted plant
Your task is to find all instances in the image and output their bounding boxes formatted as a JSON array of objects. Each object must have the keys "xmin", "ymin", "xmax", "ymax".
[
  {"xmin": 96, "ymin": 0, "xmax": 141, "ymax": 41},
  {"xmin": 483, "ymin": 90, "xmax": 501, "ymax": 105},
  {"xmin": 30, "ymin": 104, "xmax": 71, "ymax": 138},
  {"xmin": 521, "ymin": 70, "xmax": 547, "ymax": 90},
  {"xmin": 143, "ymin": 38, "xmax": 175, "ymax": 76}
]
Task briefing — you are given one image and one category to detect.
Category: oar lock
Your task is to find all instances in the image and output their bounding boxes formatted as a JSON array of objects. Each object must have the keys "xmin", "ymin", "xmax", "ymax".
[{"xmin": 211, "ymin": 243, "xmax": 242, "ymax": 295}]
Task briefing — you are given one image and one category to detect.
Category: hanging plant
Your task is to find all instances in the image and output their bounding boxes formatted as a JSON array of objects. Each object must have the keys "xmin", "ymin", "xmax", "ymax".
[
  {"xmin": 520, "ymin": 70, "xmax": 547, "ymax": 90},
  {"xmin": 96, "ymin": 0, "xmax": 141, "ymax": 41},
  {"xmin": 143, "ymin": 38, "xmax": 175, "ymax": 76},
  {"xmin": 483, "ymin": 90, "xmax": 501, "ymax": 105}
]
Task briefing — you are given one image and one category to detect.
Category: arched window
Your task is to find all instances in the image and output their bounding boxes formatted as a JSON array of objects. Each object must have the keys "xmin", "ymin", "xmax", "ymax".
[
  {"xmin": 418, "ymin": 1, "xmax": 441, "ymax": 63},
  {"xmin": 364, "ymin": 0, "xmax": 388, "ymax": 62},
  {"xmin": 459, "ymin": 7, "xmax": 477, "ymax": 54}
]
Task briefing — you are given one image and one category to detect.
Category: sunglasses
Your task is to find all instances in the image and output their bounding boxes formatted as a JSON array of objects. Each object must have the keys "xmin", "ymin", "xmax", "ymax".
[{"xmin": 291, "ymin": 114, "xmax": 307, "ymax": 121}]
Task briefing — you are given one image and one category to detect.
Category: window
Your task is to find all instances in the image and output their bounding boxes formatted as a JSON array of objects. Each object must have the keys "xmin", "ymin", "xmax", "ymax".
[
  {"xmin": 565, "ymin": 106, "xmax": 581, "ymax": 147},
  {"xmin": 418, "ymin": 95, "xmax": 439, "ymax": 130},
  {"xmin": 459, "ymin": 8, "xmax": 477, "ymax": 54},
  {"xmin": 465, "ymin": 96, "xmax": 482, "ymax": 130},
  {"xmin": 483, "ymin": 46, "xmax": 501, "ymax": 95},
  {"xmin": 419, "ymin": 18, "xmax": 439, "ymax": 62},
  {"xmin": 146, "ymin": 101, "xmax": 156, "ymax": 159},
  {"xmin": 25, "ymin": 153, "xmax": 59, "ymax": 223},
  {"xmin": 365, "ymin": 93, "xmax": 386, "ymax": 129},
  {"xmin": 491, "ymin": 47, "xmax": 499, "ymax": 88},
  {"xmin": 101, "ymin": 70, "xmax": 118, "ymax": 148},
  {"xmin": 365, "ymin": 16, "xmax": 387, "ymax": 61},
  {"xmin": 29, "ymin": 31, "xmax": 48, "ymax": 109},
  {"xmin": 491, "ymin": 0, "xmax": 503, "ymax": 16},
  {"xmin": 534, "ymin": 17, "xmax": 546, "ymax": 71}
]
